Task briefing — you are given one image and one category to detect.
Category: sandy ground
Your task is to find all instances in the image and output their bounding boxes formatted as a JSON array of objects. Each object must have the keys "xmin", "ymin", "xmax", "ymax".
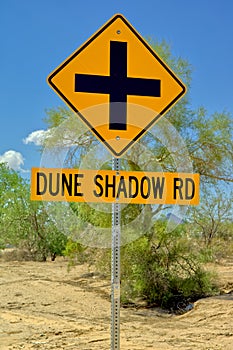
[{"xmin": 0, "ymin": 257, "xmax": 233, "ymax": 350}]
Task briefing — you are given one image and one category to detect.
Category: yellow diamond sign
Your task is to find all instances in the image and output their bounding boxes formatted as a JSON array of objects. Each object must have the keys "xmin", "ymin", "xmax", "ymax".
[{"xmin": 47, "ymin": 14, "xmax": 186, "ymax": 157}]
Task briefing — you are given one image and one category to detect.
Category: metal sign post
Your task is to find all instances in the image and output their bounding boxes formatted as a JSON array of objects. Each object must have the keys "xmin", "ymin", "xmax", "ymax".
[{"xmin": 111, "ymin": 157, "xmax": 121, "ymax": 350}]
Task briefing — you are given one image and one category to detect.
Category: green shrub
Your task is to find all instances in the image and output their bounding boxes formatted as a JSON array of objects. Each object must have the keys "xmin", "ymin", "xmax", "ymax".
[
  {"xmin": 120, "ymin": 222, "xmax": 218, "ymax": 310},
  {"xmin": 63, "ymin": 239, "xmax": 87, "ymax": 260}
]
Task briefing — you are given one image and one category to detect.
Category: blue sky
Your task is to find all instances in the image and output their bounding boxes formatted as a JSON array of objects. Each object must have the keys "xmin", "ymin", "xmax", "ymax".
[{"xmin": 1, "ymin": 0, "xmax": 233, "ymax": 175}]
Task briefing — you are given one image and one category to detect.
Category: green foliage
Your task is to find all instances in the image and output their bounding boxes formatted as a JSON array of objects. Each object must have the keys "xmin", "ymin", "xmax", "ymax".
[
  {"xmin": 188, "ymin": 109, "xmax": 233, "ymax": 183},
  {"xmin": 43, "ymin": 106, "xmax": 74, "ymax": 128},
  {"xmin": 120, "ymin": 221, "xmax": 218, "ymax": 310},
  {"xmin": 63, "ymin": 239, "xmax": 88, "ymax": 267},
  {"xmin": 70, "ymin": 202, "xmax": 112, "ymax": 228},
  {"xmin": 191, "ymin": 187, "xmax": 233, "ymax": 247},
  {"xmin": 0, "ymin": 163, "xmax": 67, "ymax": 261}
]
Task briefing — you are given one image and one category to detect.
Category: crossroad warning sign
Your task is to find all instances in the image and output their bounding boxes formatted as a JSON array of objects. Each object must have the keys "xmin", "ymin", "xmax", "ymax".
[{"xmin": 47, "ymin": 14, "xmax": 186, "ymax": 157}]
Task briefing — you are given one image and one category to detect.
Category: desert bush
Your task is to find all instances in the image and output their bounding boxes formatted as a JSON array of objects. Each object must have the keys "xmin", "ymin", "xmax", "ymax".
[
  {"xmin": 120, "ymin": 221, "xmax": 218, "ymax": 310},
  {"xmin": 0, "ymin": 164, "xmax": 68, "ymax": 261},
  {"xmin": 63, "ymin": 239, "xmax": 98, "ymax": 269}
]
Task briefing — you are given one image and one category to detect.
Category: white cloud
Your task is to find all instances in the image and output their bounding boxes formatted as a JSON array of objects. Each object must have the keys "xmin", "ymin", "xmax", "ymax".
[
  {"xmin": 0, "ymin": 150, "xmax": 26, "ymax": 172},
  {"xmin": 23, "ymin": 129, "xmax": 50, "ymax": 146}
]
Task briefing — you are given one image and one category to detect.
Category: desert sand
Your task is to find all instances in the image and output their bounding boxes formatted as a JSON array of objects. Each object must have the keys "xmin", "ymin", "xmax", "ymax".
[{"xmin": 0, "ymin": 257, "xmax": 232, "ymax": 350}]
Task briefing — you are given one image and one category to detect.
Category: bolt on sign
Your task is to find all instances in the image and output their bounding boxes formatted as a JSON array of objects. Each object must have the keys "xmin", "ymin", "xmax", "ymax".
[
  {"xmin": 31, "ymin": 168, "xmax": 199, "ymax": 206},
  {"xmin": 47, "ymin": 14, "xmax": 186, "ymax": 157}
]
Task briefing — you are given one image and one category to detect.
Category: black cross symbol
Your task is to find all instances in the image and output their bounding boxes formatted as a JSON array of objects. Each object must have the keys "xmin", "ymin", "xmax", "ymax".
[{"xmin": 75, "ymin": 41, "xmax": 161, "ymax": 130}]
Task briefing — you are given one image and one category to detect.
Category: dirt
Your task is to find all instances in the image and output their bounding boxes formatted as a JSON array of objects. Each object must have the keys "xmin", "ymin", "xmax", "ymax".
[{"xmin": 0, "ymin": 256, "xmax": 233, "ymax": 350}]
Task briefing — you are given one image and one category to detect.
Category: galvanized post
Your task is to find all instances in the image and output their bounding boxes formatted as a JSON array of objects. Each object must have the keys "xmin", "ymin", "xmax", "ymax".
[{"xmin": 111, "ymin": 157, "xmax": 121, "ymax": 350}]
